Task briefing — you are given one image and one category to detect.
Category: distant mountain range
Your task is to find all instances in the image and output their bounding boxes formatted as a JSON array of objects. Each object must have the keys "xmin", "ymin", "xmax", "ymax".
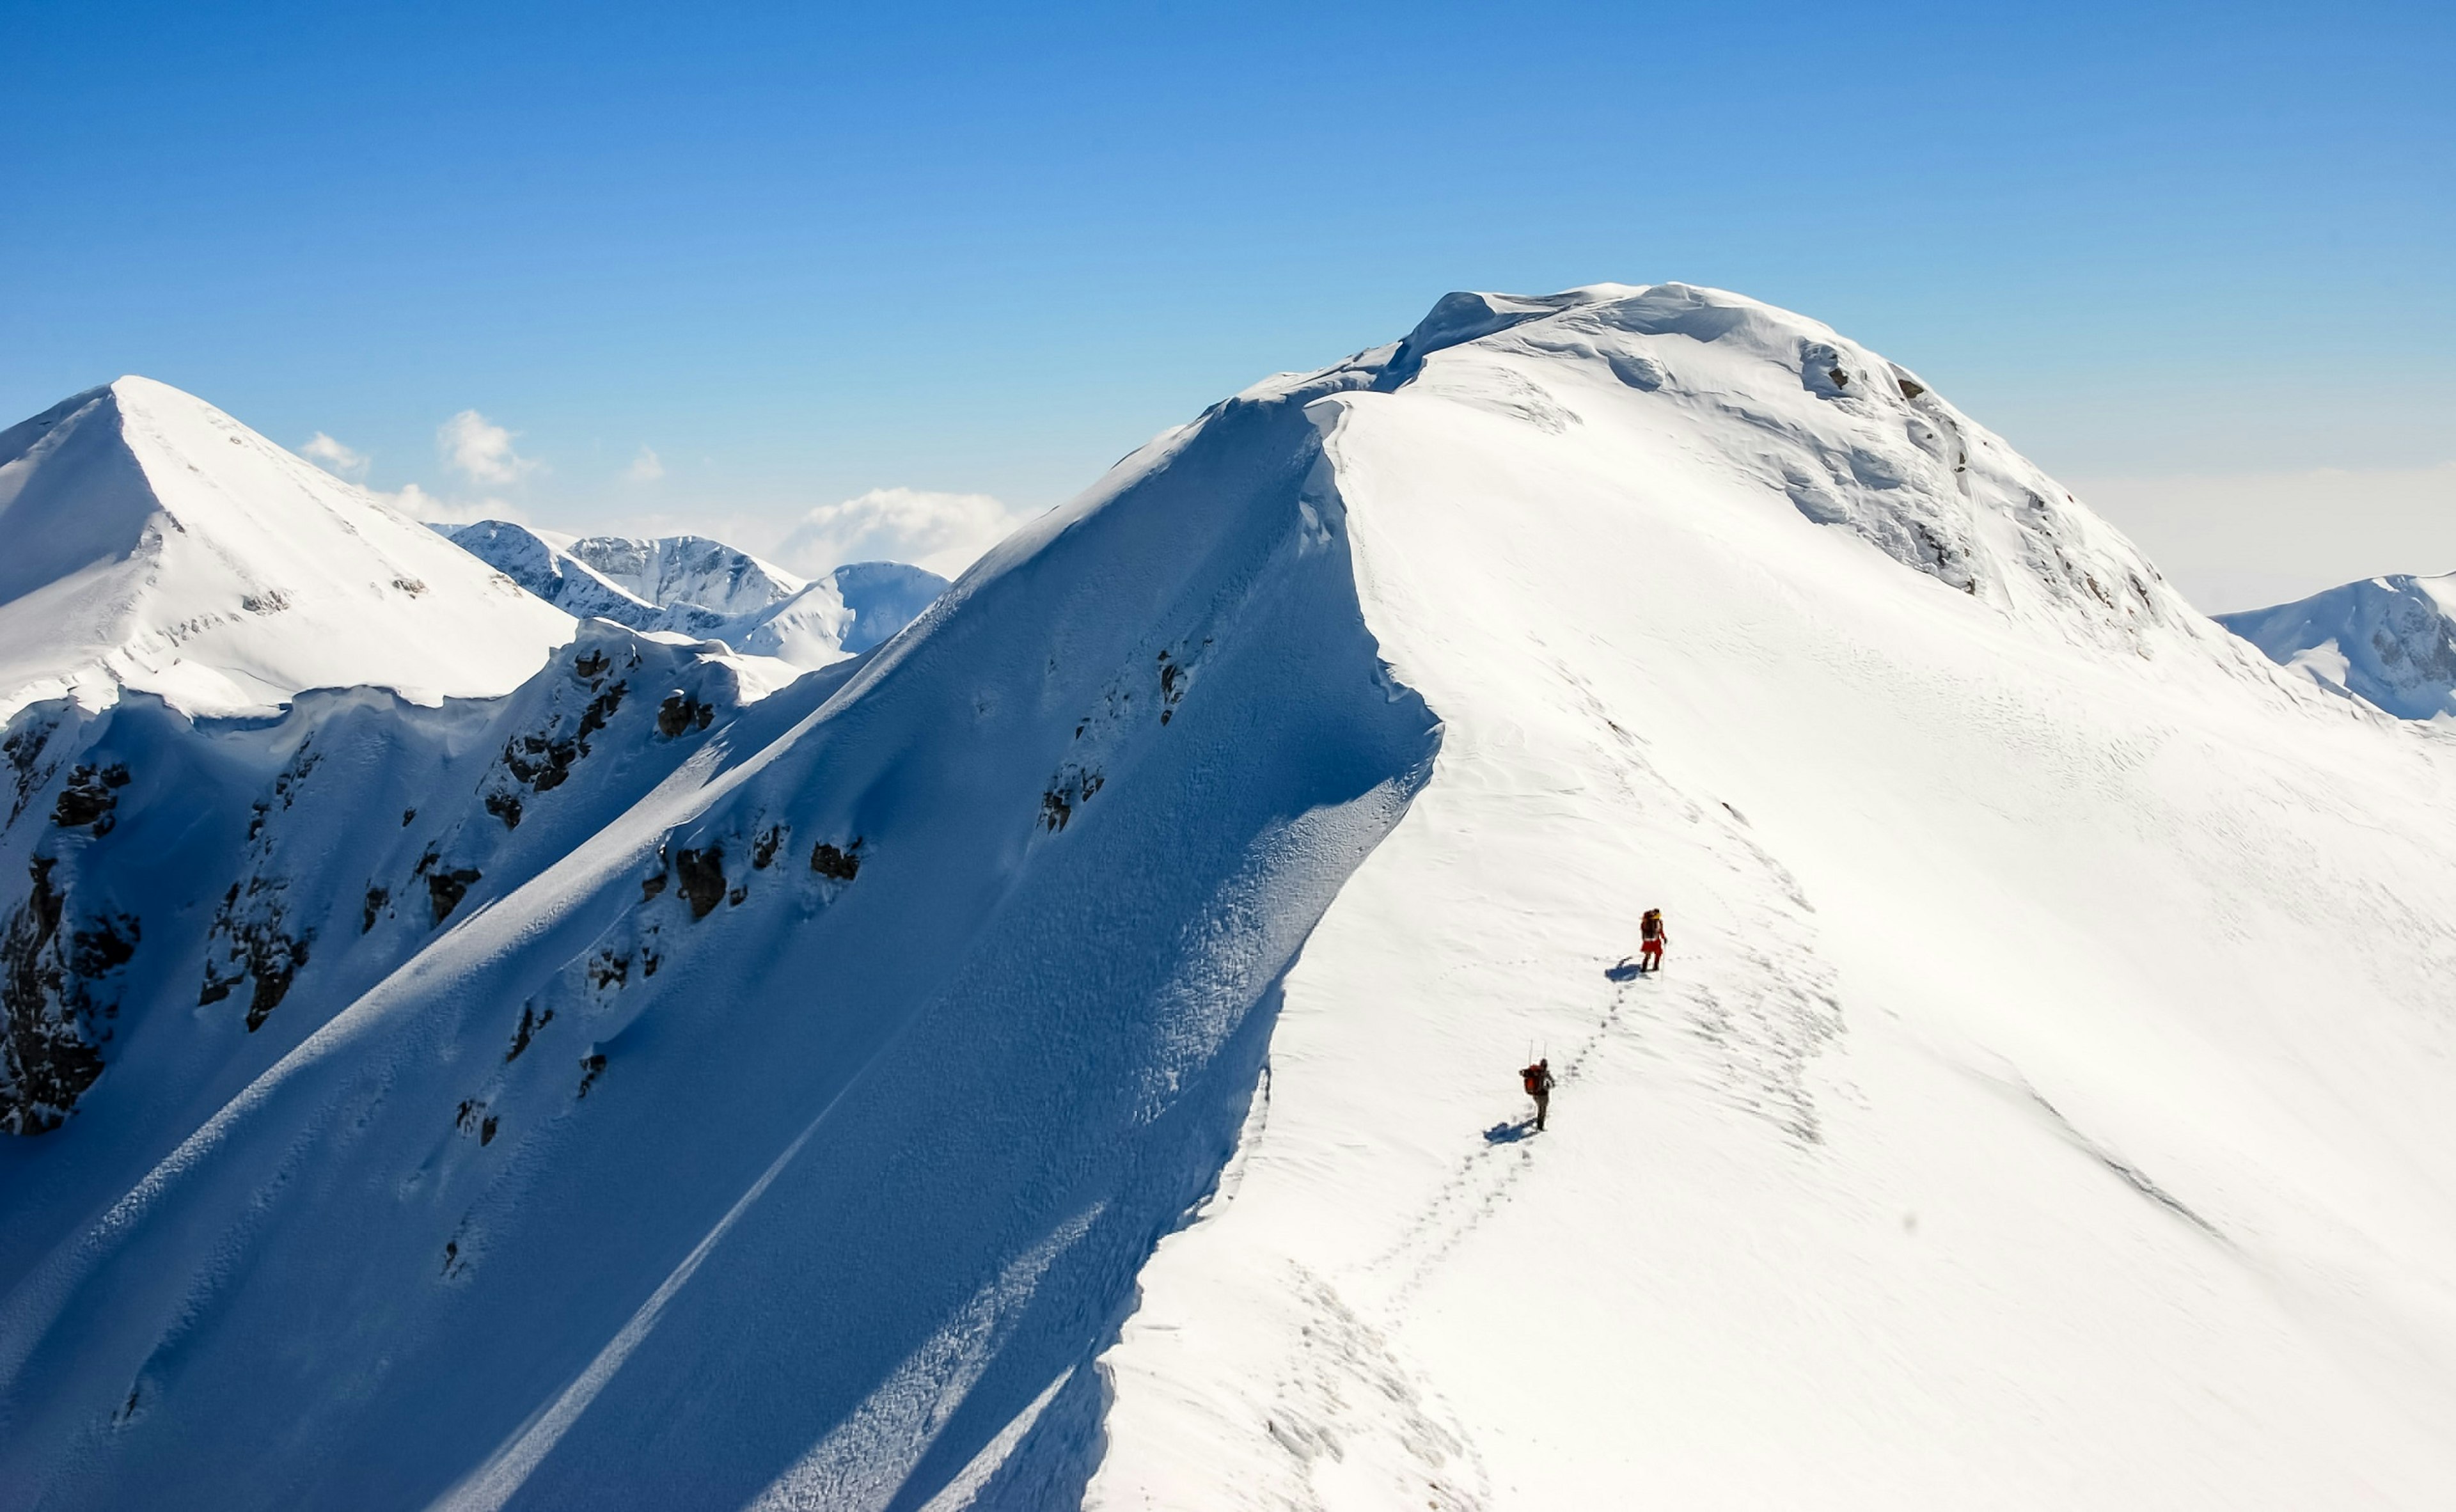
[
  {"xmin": 442, "ymin": 519, "xmax": 948, "ymax": 665},
  {"xmin": 0, "ymin": 378, "xmax": 950, "ymax": 728}
]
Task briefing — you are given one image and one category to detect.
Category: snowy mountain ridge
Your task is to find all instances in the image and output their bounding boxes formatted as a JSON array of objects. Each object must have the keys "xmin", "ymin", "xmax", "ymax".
[
  {"xmin": 0, "ymin": 349, "xmax": 1430, "ymax": 1506},
  {"xmin": 1090, "ymin": 285, "xmax": 2456, "ymax": 1509},
  {"xmin": 3, "ymin": 284, "xmax": 2454, "ymax": 1510}
]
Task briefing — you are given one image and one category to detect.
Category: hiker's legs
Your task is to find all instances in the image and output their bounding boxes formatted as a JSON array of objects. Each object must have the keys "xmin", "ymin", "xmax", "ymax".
[{"xmin": 1533, "ymin": 1092, "xmax": 1548, "ymax": 1130}]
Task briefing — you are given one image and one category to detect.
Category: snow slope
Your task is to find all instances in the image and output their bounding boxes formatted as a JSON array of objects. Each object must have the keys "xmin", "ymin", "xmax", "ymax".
[
  {"xmin": 1089, "ymin": 286, "xmax": 2456, "ymax": 1508},
  {"xmin": 4, "ymin": 287, "xmax": 2456, "ymax": 1510},
  {"xmin": 0, "ymin": 382, "xmax": 1433, "ymax": 1506},
  {"xmin": 2217, "ymin": 572, "xmax": 2456, "ymax": 720},
  {"xmin": 0, "ymin": 381, "xmax": 574, "ymax": 721},
  {"xmin": 445, "ymin": 520, "xmax": 950, "ymax": 667}
]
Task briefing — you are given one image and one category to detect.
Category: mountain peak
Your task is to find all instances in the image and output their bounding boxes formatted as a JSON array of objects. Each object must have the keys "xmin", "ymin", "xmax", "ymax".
[
  {"xmin": 0, "ymin": 377, "xmax": 572, "ymax": 720},
  {"xmin": 1332, "ymin": 282, "xmax": 2210, "ymax": 654}
]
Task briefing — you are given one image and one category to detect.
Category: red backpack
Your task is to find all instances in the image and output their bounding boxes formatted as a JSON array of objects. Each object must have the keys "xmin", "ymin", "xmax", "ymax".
[{"xmin": 1521, "ymin": 1064, "xmax": 1547, "ymax": 1094}]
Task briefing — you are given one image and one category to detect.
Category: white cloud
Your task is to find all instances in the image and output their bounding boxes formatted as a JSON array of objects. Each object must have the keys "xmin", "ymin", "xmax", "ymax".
[
  {"xmin": 773, "ymin": 487, "xmax": 1031, "ymax": 579},
  {"xmin": 626, "ymin": 445, "xmax": 665, "ymax": 482},
  {"xmin": 438, "ymin": 409, "xmax": 535, "ymax": 485},
  {"xmin": 299, "ymin": 431, "xmax": 369, "ymax": 480}
]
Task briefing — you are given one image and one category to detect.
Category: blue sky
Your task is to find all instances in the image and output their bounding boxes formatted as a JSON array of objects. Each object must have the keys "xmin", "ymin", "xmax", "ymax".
[{"xmin": 4, "ymin": 0, "xmax": 2450, "ymax": 606}]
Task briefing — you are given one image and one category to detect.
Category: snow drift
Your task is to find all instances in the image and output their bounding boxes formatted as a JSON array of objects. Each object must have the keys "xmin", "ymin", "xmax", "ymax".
[
  {"xmin": 0, "ymin": 380, "xmax": 573, "ymax": 721},
  {"xmin": 5, "ymin": 285, "xmax": 2456, "ymax": 1510}
]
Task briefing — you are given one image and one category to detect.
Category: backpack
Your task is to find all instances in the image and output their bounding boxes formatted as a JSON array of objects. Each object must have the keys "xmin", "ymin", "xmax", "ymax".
[
  {"xmin": 1522, "ymin": 1064, "xmax": 1547, "ymax": 1095},
  {"xmin": 1641, "ymin": 911, "xmax": 1662, "ymax": 940}
]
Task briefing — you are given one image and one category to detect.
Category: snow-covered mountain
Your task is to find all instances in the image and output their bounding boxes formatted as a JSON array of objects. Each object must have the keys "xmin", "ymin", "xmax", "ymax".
[
  {"xmin": 0, "ymin": 379, "xmax": 574, "ymax": 722},
  {"xmin": 562, "ymin": 530, "xmax": 808, "ymax": 621},
  {"xmin": 826, "ymin": 560, "xmax": 956, "ymax": 655},
  {"xmin": 444, "ymin": 520, "xmax": 950, "ymax": 666},
  {"xmin": 4, "ymin": 286, "xmax": 2456, "ymax": 1510},
  {"xmin": 2217, "ymin": 572, "xmax": 2456, "ymax": 720},
  {"xmin": 1087, "ymin": 288, "xmax": 2456, "ymax": 1509}
]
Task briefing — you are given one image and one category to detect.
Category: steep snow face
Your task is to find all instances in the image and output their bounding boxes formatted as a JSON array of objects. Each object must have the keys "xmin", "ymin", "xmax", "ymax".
[
  {"xmin": 0, "ymin": 382, "xmax": 1433, "ymax": 1507},
  {"xmin": 445, "ymin": 521, "xmax": 950, "ymax": 668},
  {"xmin": 2218, "ymin": 572, "xmax": 2456, "ymax": 720},
  {"xmin": 0, "ymin": 381, "xmax": 573, "ymax": 721},
  {"xmin": 1089, "ymin": 287, "xmax": 2456, "ymax": 1508}
]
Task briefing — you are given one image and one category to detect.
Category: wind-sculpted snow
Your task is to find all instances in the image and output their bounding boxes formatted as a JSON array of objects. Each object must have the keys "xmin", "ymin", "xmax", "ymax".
[
  {"xmin": 2219, "ymin": 571, "xmax": 2456, "ymax": 720},
  {"xmin": 0, "ymin": 380, "xmax": 1437, "ymax": 1508}
]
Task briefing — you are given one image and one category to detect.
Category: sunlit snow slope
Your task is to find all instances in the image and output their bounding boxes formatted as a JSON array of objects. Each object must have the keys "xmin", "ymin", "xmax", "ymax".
[
  {"xmin": 1090, "ymin": 285, "xmax": 2456, "ymax": 1509},
  {"xmin": 0, "ymin": 380, "xmax": 573, "ymax": 720}
]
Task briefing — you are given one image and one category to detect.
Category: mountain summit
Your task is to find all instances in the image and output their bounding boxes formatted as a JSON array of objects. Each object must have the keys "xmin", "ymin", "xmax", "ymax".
[{"xmin": 0, "ymin": 379, "xmax": 573, "ymax": 721}]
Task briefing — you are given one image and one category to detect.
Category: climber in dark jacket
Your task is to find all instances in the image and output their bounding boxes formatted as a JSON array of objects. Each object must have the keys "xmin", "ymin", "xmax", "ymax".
[{"xmin": 1520, "ymin": 1058, "xmax": 1554, "ymax": 1131}]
